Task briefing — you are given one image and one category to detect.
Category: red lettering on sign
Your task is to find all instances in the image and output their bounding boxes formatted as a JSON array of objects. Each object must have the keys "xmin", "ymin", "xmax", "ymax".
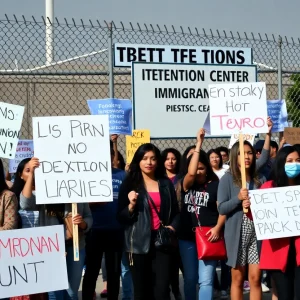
[{"xmin": 212, "ymin": 115, "xmax": 266, "ymax": 131}]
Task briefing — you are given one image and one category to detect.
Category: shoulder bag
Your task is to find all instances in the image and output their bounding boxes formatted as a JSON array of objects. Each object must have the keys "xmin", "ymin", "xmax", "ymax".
[
  {"xmin": 191, "ymin": 187, "xmax": 227, "ymax": 260},
  {"xmin": 147, "ymin": 192, "xmax": 177, "ymax": 251}
]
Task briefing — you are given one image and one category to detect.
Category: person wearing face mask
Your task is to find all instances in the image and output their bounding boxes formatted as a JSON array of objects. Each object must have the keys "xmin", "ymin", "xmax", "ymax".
[{"xmin": 259, "ymin": 146, "xmax": 300, "ymax": 300}]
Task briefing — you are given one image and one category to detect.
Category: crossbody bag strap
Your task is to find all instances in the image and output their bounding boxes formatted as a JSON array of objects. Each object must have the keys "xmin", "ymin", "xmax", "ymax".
[
  {"xmin": 147, "ymin": 192, "xmax": 163, "ymax": 225},
  {"xmin": 190, "ymin": 194, "xmax": 201, "ymax": 227}
]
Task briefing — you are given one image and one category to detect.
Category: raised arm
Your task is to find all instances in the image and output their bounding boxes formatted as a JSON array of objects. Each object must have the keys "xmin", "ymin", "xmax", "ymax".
[
  {"xmin": 111, "ymin": 134, "xmax": 119, "ymax": 168},
  {"xmin": 256, "ymin": 117, "xmax": 273, "ymax": 171},
  {"xmin": 183, "ymin": 129, "xmax": 205, "ymax": 191}
]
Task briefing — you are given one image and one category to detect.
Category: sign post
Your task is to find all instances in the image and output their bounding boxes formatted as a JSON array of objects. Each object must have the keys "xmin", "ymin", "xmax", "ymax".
[{"xmin": 239, "ymin": 133, "xmax": 248, "ymax": 213}]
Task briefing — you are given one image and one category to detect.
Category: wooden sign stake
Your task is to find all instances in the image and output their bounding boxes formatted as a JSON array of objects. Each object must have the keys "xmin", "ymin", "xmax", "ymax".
[
  {"xmin": 239, "ymin": 133, "xmax": 248, "ymax": 214},
  {"xmin": 72, "ymin": 203, "xmax": 79, "ymax": 261}
]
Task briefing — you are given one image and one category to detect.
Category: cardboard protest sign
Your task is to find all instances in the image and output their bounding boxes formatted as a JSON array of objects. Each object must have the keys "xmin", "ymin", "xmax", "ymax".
[
  {"xmin": 87, "ymin": 98, "xmax": 132, "ymax": 135},
  {"xmin": 9, "ymin": 140, "xmax": 34, "ymax": 173},
  {"xmin": 267, "ymin": 100, "xmax": 288, "ymax": 132},
  {"xmin": 228, "ymin": 134, "xmax": 255, "ymax": 149},
  {"xmin": 250, "ymin": 186, "xmax": 300, "ymax": 240},
  {"xmin": 0, "ymin": 225, "xmax": 68, "ymax": 298},
  {"xmin": 33, "ymin": 115, "xmax": 113, "ymax": 204},
  {"xmin": 209, "ymin": 82, "xmax": 268, "ymax": 136},
  {"xmin": 132, "ymin": 63, "xmax": 256, "ymax": 138},
  {"xmin": 284, "ymin": 127, "xmax": 300, "ymax": 145},
  {"xmin": 0, "ymin": 102, "xmax": 24, "ymax": 159},
  {"xmin": 126, "ymin": 129, "xmax": 150, "ymax": 163},
  {"xmin": 114, "ymin": 43, "xmax": 253, "ymax": 67}
]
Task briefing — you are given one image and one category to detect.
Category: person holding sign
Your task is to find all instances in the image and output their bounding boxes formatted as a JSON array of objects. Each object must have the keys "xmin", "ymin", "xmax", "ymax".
[
  {"xmin": 177, "ymin": 129, "xmax": 226, "ymax": 300},
  {"xmin": 18, "ymin": 157, "xmax": 93, "ymax": 300},
  {"xmin": 259, "ymin": 146, "xmax": 300, "ymax": 300},
  {"xmin": 218, "ymin": 139, "xmax": 267, "ymax": 300},
  {"xmin": 117, "ymin": 143, "xmax": 179, "ymax": 300}
]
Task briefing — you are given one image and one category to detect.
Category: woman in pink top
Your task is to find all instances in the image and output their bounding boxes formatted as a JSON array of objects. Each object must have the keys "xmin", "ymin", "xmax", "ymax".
[{"xmin": 117, "ymin": 143, "xmax": 180, "ymax": 300}]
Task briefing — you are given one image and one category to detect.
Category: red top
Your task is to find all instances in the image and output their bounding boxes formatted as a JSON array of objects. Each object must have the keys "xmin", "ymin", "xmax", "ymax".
[
  {"xmin": 259, "ymin": 180, "xmax": 300, "ymax": 272},
  {"xmin": 148, "ymin": 192, "xmax": 161, "ymax": 230}
]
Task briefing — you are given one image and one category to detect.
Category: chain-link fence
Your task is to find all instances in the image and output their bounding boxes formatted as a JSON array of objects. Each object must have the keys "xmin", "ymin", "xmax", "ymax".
[{"xmin": 1, "ymin": 15, "xmax": 300, "ymax": 160}]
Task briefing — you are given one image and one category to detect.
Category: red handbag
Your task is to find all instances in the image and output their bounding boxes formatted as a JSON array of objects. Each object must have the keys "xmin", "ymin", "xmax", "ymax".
[
  {"xmin": 195, "ymin": 226, "xmax": 227, "ymax": 260},
  {"xmin": 191, "ymin": 190, "xmax": 227, "ymax": 261}
]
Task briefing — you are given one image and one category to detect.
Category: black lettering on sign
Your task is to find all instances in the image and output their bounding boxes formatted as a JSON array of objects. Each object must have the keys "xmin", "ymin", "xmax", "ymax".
[
  {"xmin": 44, "ymin": 179, "xmax": 112, "ymax": 199},
  {"xmin": 0, "ymin": 107, "xmax": 14, "ymax": 120},
  {"xmin": 201, "ymin": 49, "xmax": 246, "ymax": 64},
  {"xmin": 68, "ymin": 142, "xmax": 87, "ymax": 154},
  {"xmin": 37, "ymin": 122, "xmax": 61, "ymax": 138},
  {"xmin": 69, "ymin": 120, "xmax": 104, "ymax": 138},
  {"xmin": 155, "ymin": 88, "xmax": 208, "ymax": 99}
]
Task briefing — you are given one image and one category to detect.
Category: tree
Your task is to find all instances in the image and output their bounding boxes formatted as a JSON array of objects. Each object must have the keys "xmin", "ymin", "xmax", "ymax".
[{"xmin": 286, "ymin": 74, "xmax": 300, "ymax": 127}]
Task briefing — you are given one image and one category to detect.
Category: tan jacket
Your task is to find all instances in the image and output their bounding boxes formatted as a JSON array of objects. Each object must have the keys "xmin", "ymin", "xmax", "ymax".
[{"xmin": 0, "ymin": 190, "xmax": 18, "ymax": 230}]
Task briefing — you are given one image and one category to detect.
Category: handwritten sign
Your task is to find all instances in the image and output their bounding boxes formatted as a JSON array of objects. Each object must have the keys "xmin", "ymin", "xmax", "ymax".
[
  {"xmin": 9, "ymin": 140, "xmax": 34, "ymax": 173},
  {"xmin": 250, "ymin": 186, "xmax": 300, "ymax": 240},
  {"xmin": 284, "ymin": 127, "xmax": 300, "ymax": 145},
  {"xmin": 267, "ymin": 100, "xmax": 288, "ymax": 132},
  {"xmin": 87, "ymin": 98, "xmax": 132, "ymax": 135},
  {"xmin": 0, "ymin": 102, "xmax": 24, "ymax": 159},
  {"xmin": 209, "ymin": 82, "xmax": 268, "ymax": 135},
  {"xmin": 228, "ymin": 133, "xmax": 255, "ymax": 149},
  {"xmin": 126, "ymin": 129, "xmax": 150, "ymax": 163},
  {"xmin": 33, "ymin": 115, "xmax": 113, "ymax": 204},
  {"xmin": 0, "ymin": 225, "xmax": 68, "ymax": 298}
]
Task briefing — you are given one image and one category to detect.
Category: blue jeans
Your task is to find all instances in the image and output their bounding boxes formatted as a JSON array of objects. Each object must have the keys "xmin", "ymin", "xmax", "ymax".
[
  {"xmin": 121, "ymin": 252, "xmax": 133, "ymax": 300},
  {"xmin": 179, "ymin": 239, "xmax": 217, "ymax": 300},
  {"xmin": 48, "ymin": 246, "xmax": 86, "ymax": 300}
]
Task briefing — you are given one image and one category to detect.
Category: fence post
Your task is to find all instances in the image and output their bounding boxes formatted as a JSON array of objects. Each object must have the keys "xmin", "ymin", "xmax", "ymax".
[
  {"xmin": 277, "ymin": 36, "xmax": 283, "ymax": 100},
  {"xmin": 108, "ymin": 22, "xmax": 114, "ymax": 98}
]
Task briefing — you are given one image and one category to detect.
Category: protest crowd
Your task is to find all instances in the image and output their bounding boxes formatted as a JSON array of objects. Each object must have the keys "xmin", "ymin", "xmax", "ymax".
[{"xmin": 1, "ymin": 110, "xmax": 300, "ymax": 300}]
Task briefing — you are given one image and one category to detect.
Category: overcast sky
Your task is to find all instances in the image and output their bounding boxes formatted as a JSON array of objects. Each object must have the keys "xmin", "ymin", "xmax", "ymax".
[{"xmin": 2, "ymin": 0, "xmax": 300, "ymax": 39}]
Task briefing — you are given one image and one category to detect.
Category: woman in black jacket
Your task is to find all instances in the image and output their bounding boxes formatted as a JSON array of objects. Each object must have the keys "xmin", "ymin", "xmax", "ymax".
[{"xmin": 117, "ymin": 143, "xmax": 180, "ymax": 300}]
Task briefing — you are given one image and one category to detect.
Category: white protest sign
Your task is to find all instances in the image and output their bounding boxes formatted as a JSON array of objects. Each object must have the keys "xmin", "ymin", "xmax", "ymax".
[
  {"xmin": 132, "ymin": 63, "xmax": 256, "ymax": 139},
  {"xmin": 33, "ymin": 115, "xmax": 113, "ymax": 204},
  {"xmin": 114, "ymin": 43, "xmax": 253, "ymax": 67},
  {"xmin": 250, "ymin": 186, "xmax": 300, "ymax": 240},
  {"xmin": 228, "ymin": 134, "xmax": 255, "ymax": 149},
  {"xmin": 0, "ymin": 225, "xmax": 68, "ymax": 298},
  {"xmin": 0, "ymin": 102, "xmax": 24, "ymax": 159},
  {"xmin": 9, "ymin": 140, "xmax": 34, "ymax": 173},
  {"xmin": 209, "ymin": 82, "xmax": 268, "ymax": 136}
]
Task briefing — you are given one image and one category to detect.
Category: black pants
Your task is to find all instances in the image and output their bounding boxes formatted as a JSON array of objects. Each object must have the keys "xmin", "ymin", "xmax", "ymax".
[
  {"xmin": 270, "ymin": 242, "xmax": 300, "ymax": 300},
  {"xmin": 129, "ymin": 246, "xmax": 172, "ymax": 300},
  {"xmin": 82, "ymin": 229, "xmax": 122, "ymax": 300},
  {"xmin": 170, "ymin": 247, "xmax": 183, "ymax": 296}
]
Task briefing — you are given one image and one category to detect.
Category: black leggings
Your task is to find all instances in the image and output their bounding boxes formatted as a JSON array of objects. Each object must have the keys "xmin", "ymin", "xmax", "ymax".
[
  {"xmin": 270, "ymin": 242, "xmax": 300, "ymax": 300},
  {"xmin": 129, "ymin": 247, "xmax": 172, "ymax": 300}
]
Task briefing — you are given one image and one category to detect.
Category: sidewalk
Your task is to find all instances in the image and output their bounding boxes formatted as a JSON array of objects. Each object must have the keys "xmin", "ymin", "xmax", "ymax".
[{"xmin": 78, "ymin": 273, "xmax": 273, "ymax": 299}]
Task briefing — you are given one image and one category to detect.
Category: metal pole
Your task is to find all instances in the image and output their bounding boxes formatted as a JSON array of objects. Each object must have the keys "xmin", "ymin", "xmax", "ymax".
[
  {"xmin": 278, "ymin": 36, "xmax": 283, "ymax": 100},
  {"xmin": 45, "ymin": 0, "xmax": 54, "ymax": 65},
  {"xmin": 278, "ymin": 36, "xmax": 283, "ymax": 139},
  {"xmin": 108, "ymin": 22, "xmax": 114, "ymax": 98}
]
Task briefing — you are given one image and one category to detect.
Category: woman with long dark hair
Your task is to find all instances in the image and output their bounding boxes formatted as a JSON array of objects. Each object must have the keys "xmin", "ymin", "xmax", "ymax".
[
  {"xmin": 161, "ymin": 148, "xmax": 181, "ymax": 186},
  {"xmin": 260, "ymin": 146, "xmax": 300, "ymax": 300},
  {"xmin": 161, "ymin": 147, "xmax": 183, "ymax": 300},
  {"xmin": 117, "ymin": 143, "xmax": 179, "ymax": 300},
  {"xmin": 15, "ymin": 157, "xmax": 92, "ymax": 300},
  {"xmin": 218, "ymin": 140, "xmax": 265, "ymax": 300},
  {"xmin": 178, "ymin": 129, "xmax": 225, "ymax": 300},
  {"xmin": 10, "ymin": 158, "xmax": 47, "ymax": 300}
]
